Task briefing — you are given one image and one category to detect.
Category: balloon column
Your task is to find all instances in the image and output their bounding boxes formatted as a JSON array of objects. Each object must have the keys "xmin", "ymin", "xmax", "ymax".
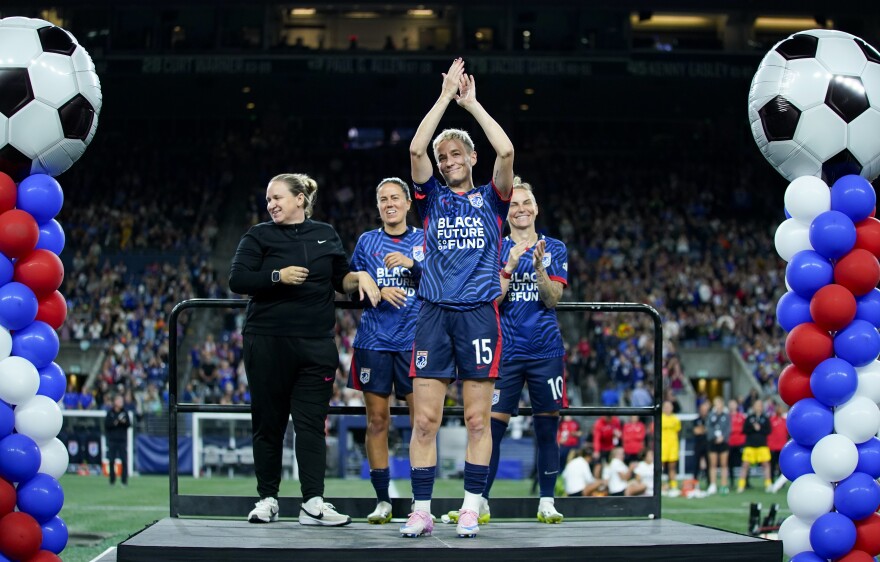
[
  {"xmin": 750, "ymin": 29, "xmax": 880, "ymax": 561},
  {"xmin": 0, "ymin": 173, "xmax": 69, "ymax": 561},
  {"xmin": 0, "ymin": 14, "xmax": 102, "ymax": 561}
]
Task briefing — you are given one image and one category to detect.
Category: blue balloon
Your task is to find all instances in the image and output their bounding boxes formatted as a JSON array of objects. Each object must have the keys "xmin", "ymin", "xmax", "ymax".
[
  {"xmin": 16, "ymin": 174, "xmax": 63, "ymax": 225},
  {"xmin": 834, "ymin": 471, "xmax": 880, "ymax": 521},
  {"xmin": 786, "ymin": 250, "xmax": 834, "ymax": 299},
  {"xmin": 0, "ymin": 281, "xmax": 38, "ymax": 331},
  {"xmin": 787, "ymin": 398, "xmax": 834, "ymax": 447},
  {"xmin": 810, "ymin": 357, "xmax": 858, "ymax": 407},
  {"xmin": 779, "ymin": 439, "xmax": 814, "ymax": 481},
  {"xmin": 856, "ymin": 288, "xmax": 880, "ymax": 328},
  {"xmin": 777, "ymin": 291, "xmax": 813, "ymax": 331},
  {"xmin": 810, "ymin": 210, "xmax": 857, "ymax": 260},
  {"xmin": 834, "ymin": 319, "xmax": 880, "ymax": 367},
  {"xmin": 0, "ymin": 401, "xmax": 13, "ymax": 438},
  {"xmin": 790, "ymin": 553, "xmax": 825, "ymax": 562},
  {"xmin": 0, "ymin": 433, "xmax": 40, "ymax": 483},
  {"xmin": 810, "ymin": 512, "xmax": 857, "ymax": 559},
  {"xmin": 40, "ymin": 515, "xmax": 68, "ymax": 554},
  {"xmin": 831, "ymin": 174, "xmax": 877, "ymax": 223},
  {"xmin": 37, "ymin": 362, "xmax": 66, "ymax": 403},
  {"xmin": 35, "ymin": 219, "xmax": 65, "ymax": 255},
  {"xmin": 0, "ymin": 253, "xmax": 12, "ymax": 286},
  {"xmin": 16, "ymin": 473, "xmax": 64, "ymax": 524},
  {"xmin": 856, "ymin": 437, "xmax": 880, "ymax": 479},
  {"xmin": 11, "ymin": 320, "xmax": 59, "ymax": 369}
]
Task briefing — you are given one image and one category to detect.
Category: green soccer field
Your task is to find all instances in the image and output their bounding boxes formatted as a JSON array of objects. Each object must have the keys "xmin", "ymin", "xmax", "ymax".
[{"xmin": 59, "ymin": 474, "xmax": 788, "ymax": 562}]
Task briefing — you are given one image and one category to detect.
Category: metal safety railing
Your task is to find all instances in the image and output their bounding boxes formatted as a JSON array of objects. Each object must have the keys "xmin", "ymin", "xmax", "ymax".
[{"xmin": 167, "ymin": 298, "xmax": 663, "ymax": 519}]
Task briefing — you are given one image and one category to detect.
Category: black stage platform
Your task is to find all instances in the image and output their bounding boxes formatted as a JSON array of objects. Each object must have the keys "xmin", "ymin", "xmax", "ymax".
[{"xmin": 111, "ymin": 517, "xmax": 781, "ymax": 562}]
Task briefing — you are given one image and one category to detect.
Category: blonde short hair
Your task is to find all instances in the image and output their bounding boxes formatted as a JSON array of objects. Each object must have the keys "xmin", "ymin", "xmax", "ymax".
[
  {"xmin": 432, "ymin": 128, "xmax": 475, "ymax": 162},
  {"xmin": 270, "ymin": 173, "xmax": 318, "ymax": 218}
]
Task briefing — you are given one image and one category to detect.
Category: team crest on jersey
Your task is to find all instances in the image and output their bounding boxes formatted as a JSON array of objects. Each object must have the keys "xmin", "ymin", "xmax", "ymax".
[
  {"xmin": 359, "ymin": 368, "xmax": 371, "ymax": 384},
  {"xmin": 467, "ymin": 192, "xmax": 484, "ymax": 208},
  {"xmin": 492, "ymin": 389, "xmax": 500, "ymax": 406},
  {"xmin": 542, "ymin": 252, "xmax": 552, "ymax": 268},
  {"xmin": 416, "ymin": 351, "xmax": 428, "ymax": 369},
  {"xmin": 412, "ymin": 246, "xmax": 425, "ymax": 262},
  {"xmin": 563, "ymin": 261, "xmax": 568, "ymax": 271}
]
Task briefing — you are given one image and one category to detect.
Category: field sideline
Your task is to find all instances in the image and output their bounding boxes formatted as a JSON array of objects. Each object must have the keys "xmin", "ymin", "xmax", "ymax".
[{"xmin": 61, "ymin": 475, "xmax": 788, "ymax": 562}]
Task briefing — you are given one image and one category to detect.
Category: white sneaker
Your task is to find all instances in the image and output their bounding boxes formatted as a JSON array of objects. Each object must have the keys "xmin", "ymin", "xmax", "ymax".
[
  {"xmin": 537, "ymin": 501, "xmax": 564, "ymax": 524},
  {"xmin": 299, "ymin": 497, "xmax": 352, "ymax": 526},
  {"xmin": 441, "ymin": 497, "xmax": 490, "ymax": 525},
  {"xmin": 367, "ymin": 501, "xmax": 393, "ymax": 524},
  {"xmin": 706, "ymin": 484, "xmax": 717, "ymax": 495},
  {"xmin": 248, "ymin": 497, "xmax": 279, "ymax": 523}
]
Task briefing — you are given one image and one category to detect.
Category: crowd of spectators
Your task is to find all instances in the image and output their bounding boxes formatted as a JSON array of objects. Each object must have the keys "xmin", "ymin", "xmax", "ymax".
[{"xmin": 57, "ymin": 115, "xmax": 804, "ymax": 431}]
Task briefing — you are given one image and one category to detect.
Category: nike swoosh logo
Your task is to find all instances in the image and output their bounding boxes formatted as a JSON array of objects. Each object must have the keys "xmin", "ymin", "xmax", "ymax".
[
  {"xmin": 301, "ymin": 507, "xmax": 323, "ymax": 519},
  {"xmin": 324, "ymin": 376, "xmax": 334, "ymax": 382},
  {"xmin": 318, "ymin": 240, "xmax": 327, "ymax": 244}
]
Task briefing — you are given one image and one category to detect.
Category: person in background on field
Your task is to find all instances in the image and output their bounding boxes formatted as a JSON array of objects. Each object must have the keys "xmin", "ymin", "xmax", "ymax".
[
  {"xmin": 661, "ymin": 400, "xmax": 681, "ymax": 496},
  {"xmin": 727, "ymin": 398, "xmax": 745, "ymax": 488},
  {"xmin": 562, "ymin": 446, "xmax": 605, "ymax": 497},
  {"xmin": 105, "ymin": 394, "xmax": 131, "ymax": 487},
  {"xmin": 706, "ymin": 396, "xmax": 731, "ymax": 495},
  {"xmin": 767, "ymin": 400, "xmax": 789, "ymax": 493},
  {"xmin": 737, "ymin": 398, "xmax": 771, "ymax": 493},
  {"xmin": 622, "ymin": 415, "xmax": 646, "ymax": 465}
]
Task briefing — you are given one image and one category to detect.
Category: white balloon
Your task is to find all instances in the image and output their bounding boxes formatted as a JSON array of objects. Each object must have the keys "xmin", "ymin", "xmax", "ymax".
[
  {"xmin": 811, "ymin": 433, "xmax": 859, "ymax": 482},
  {"xmin": 778, "ymin": 514, "xmax": 814, "ymax": 557},
  {"xmin": 835, "ymin": 396, "xmax": 880, "ymax": 444},
  {"xmin": 0, "ymin": 356, "xmax": 40, "ymax": 405},
  {"xmin": 855, "ymin": 361, "xmax": 880, "ymax": 404},
  {"xmin": 787, "ymin": 473, "xmax": 834, "ymax": 521},
  {"xmin": 14, "ymin": 395, "xmax": 63, "ymax": 443},
  {"xmin": 37, "ymin": 437, "xmax": 69, "ymax": 479},
  {"xmin": 0, "ymin": 327, "xmax": 11, "ymax": 361},
  {"xmin": 775, "ymin": 218, "xmax": 813, "ymax": 262},
  {"xmin": 785, "ymin": 176, "xmax": 831, "ymax": 223}
]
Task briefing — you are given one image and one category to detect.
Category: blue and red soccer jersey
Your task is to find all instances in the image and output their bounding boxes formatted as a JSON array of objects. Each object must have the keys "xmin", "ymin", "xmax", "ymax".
[
  {"xmin": 412, "ymin": 176, "xmax": 510, "ymax": 310},
  {"xmin": 499, "ymin": 234, "xmax": 568, "ymax": 359},
  {"xmin": 350, "ymin": 226, "xmax": 424, "ymax": 351}
]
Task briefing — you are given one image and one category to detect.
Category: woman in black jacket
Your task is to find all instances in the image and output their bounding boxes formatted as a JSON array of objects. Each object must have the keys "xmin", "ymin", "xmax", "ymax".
[{"xmin": 229, "ymin": 172, "xmax": 379, "ymax": 526}]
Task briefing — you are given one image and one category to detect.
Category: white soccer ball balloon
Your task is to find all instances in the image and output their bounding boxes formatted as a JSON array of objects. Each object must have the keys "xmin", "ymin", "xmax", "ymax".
[
  {"xmin": 0, "ymin": 16, "xmax": 101, "ymax": 182},
  {"xmin": 748, "ymin": 29, "xmax": 880, "ymax": 183}
]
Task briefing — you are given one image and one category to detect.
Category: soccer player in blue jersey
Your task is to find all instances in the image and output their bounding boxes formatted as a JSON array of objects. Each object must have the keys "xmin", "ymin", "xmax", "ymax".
[
  {"xmin": 487, "ymin": 177, "xmax": 568, "ymax": 523},
  {"xmin": 347, "ymin": 177, "xmax": 424, "ymax": 524},
  {"xmin": 400, "ymin": 57, "xmax": 514, "ymax": 539}
]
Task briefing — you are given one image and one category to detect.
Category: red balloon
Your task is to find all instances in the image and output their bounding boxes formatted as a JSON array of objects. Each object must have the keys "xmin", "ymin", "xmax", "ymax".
[
  {"xmin": 810, "ymin": 284, "xmax": 858, "ymax": 332},
  {"xmin": 35, "ymin": 291, "xmax": 67, "ymax": 330},
  {"xmin": 778, "ymin": 364, "xmax": 814, "ymax": 406},
  {"xmin": 0, "ymin": 512, "xmax": 42, "ymax": 561},
  {"xmin": 855, "ymin": 217, "xmax": 880, "ymax": 259},
  {"xmin": 13, "ymin": 250, "xmax": 64, "ymax": 299},
  {"xmin": 854, "ymin": 513, "xmax": 880, "ymax": 556},
  {"xmin": 835, "ymin": 550, "xmax": 875, "ymax": 562},
  {"xmin": 785, "ymin": 322, "xmax": 834, "ymax": 372},
  {"xmin": 0, "ymin": 210, "xmax": 39, "ymax": 259},
  {"xmin": 0, "ymin": 478, "xmax": 14, "ymax": 517},
  {"xmin": 26, "ymin": 551, "xmax": 62, "ymax": 562},
  {"xmin": 836, "ymin": 248, "xmax": 880, "ymax": 296},
  {"xmin": 0, "ymin": 172, "xmax": 15, "ymax": 214}
]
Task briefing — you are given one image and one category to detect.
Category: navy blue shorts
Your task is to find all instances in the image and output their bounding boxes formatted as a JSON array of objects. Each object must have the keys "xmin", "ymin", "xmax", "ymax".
[
  {"xmin": 492, "ymin": 357, "xmax": 565, "ymax": 415},
  {"xmin": 410, "ymin": 301, "xmax": 501, "ymax": 380},
  {"xmin": 348, "ymin": 348, "xmax": 414, "ymax": 399}
]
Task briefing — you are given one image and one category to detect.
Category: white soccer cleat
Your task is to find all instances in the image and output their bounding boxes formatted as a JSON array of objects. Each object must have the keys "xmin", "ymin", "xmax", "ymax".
[
  {"xmin": 367, "ymin": 501, "xmax": 393, "ymax": 524},
  {"xmin": 537, "ymin": 501, "xmax": 564, "ymax": 524}
]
